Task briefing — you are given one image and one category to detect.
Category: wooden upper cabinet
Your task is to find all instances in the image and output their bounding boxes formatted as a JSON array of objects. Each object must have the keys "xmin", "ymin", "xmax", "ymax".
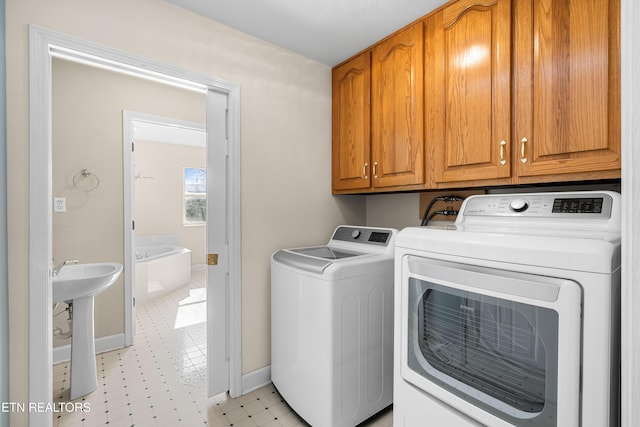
[
  {"xmin": 513, "ymin": 0, "xmax": 621, "ymax": 179},
  {"xmin": 333, "ymin": 0, "xmax": 620, "ymax": 193},
  {"xmin": 332, "ymin": 52, "xmax": 371, "ymax": 191},
  {"xmin": 428, "ymin": 0, "xmax": 512, "ymax": 185},
  {"xmin": 371, "ymin": 23, "xmax": 425, "ymax": 188}
]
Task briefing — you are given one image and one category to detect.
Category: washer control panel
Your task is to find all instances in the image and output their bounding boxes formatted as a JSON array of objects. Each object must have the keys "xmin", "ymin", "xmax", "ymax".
[
  {"xmin": 462, "ymin": 192, "xmax": 614, "ymax": 219},
  {"xmin": 332, "ymin": 226, "xmax": 393, "ymax": 246}
]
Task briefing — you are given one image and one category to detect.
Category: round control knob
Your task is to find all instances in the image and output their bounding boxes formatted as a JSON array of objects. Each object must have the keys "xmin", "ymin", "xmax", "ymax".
[
  {"xmin": 351, "ymin": 230, "xmax": 361, "ymax": 239},
  {"xmin": 509, "ymin": 198, "xmax": 529, "ymax": 212}
]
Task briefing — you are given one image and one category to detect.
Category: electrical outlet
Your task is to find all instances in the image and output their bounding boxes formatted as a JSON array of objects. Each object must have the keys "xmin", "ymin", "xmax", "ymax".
[{"xmin": 53, "ymin": 197, "xmax": 66, "ymax": 213}]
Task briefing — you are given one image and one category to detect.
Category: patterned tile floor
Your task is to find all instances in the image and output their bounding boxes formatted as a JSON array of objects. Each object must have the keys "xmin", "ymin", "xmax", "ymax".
[{"xmin": 52, "ymin": 270, "xmax": 393, "ymax": 426}]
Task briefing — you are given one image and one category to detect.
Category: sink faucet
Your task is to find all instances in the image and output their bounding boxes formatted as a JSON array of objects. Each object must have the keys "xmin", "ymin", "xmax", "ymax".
[{"xmin": 53, "ymin": 259, "xmax": 79, "ymax": 276}]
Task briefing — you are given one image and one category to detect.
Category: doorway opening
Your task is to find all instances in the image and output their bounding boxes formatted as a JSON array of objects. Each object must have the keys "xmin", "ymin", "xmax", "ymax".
[
  {"xmin": 125, "ymin": 112, "xmax": 208, "ymax": 331},
  {"xmin": 128, "ymin": 113, "xmax": 209, "ymax": 388},
  {"xmin": 29, "ymin": 25, "xmax": 242, "ymax": 427}
]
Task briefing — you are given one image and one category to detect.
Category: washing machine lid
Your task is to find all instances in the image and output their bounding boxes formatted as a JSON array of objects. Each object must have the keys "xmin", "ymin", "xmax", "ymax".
[
  {"xmin": 272, "ymin": 226, "xmax": 398, "ymax": 275},
  {"xmin": 272, "ymin": 246, "xmax": 366, "ymax": 274},
  {"xmin": 290, "ymin": 246, "xmax": 364, "ymax": 260}
]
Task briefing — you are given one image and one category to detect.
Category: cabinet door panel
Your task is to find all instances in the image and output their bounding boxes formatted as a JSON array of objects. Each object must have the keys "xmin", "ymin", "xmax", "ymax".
[
  {"xmin": 514, "ymin": 0, "xmax": 620, "ymax": 176},
  {"xmin": 445, "ymin": 7, "xmax": 494, "ymax": 167},
  {"xmin": 332, "ymin": 53, "xmax": 371, "ymax": 191},
  {"xmin": 430, "ymin": 0, "xmax": 512, "ymax": 184},
  {"xmin": 372, "ymin": 23, "xmax": 424, "ymax": 188}
]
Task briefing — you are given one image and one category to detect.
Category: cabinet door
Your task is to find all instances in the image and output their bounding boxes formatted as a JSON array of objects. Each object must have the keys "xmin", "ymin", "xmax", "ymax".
[
  {"xmin": 371, "ymin": 23, "xmax": 424, "ymax": 188},
  {"xmin": 332, "ymin": 52, "xmax": 371, "ymax": 191},
  {"xmin": 429, "ymin": 0, "xmax": 512, "ymax": 184},
  {"xmin": 513, "ymin": 0, "xmax": 620, "ymax": 178}
]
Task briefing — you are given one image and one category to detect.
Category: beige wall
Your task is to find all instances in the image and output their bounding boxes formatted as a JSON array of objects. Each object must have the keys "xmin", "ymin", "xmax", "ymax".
[
  {"xmin": 365, "ymin": 193, "xmax": 422, "ymax": 229},
  {"xmin": 6, "ymin": 0, "xmax": 364, "ymax": 417},
  {"xmin": 134, "ymin": 140, "xmax": 207, "ymax": 266}
]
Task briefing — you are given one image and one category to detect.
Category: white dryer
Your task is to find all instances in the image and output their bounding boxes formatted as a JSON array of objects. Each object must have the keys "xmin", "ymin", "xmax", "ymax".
[
  {"xmin": 271, "ymin": 225, "xmax": 397, "ymax": 427},
  {"xmin": 394, "ymin": 191, "xmax": 621, "ymax": 427}
]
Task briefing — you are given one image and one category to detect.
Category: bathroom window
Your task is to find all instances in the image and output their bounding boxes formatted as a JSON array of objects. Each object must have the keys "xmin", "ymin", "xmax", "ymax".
[{"xmin": 184, "ymin": 167, "xmax": 206, "ymax": 224}]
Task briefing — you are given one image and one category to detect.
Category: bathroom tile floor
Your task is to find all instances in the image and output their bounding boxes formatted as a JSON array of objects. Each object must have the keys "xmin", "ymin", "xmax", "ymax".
[{"xmin": 52, "ymin": 270, "xmax": 393, "ymax": 427}]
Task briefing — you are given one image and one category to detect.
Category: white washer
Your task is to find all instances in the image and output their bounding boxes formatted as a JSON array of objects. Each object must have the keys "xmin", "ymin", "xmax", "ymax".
[
  {"xmin": 271, "ymin": 225, "xmax": 397, "ymax": 427},
  {"xmin": 394, "ymin": 191, "xmax": 621, "ymax": 427}
]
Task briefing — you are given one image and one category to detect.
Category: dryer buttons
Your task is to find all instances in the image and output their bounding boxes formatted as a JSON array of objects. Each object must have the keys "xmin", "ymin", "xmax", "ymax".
[{"xmin": 510, "ymin": 199, "xmax": 529, "ymax": 213}]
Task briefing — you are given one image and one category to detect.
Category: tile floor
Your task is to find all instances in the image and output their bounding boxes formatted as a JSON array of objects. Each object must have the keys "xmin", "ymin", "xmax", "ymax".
[{"xmin": 52, "ymin": 270, "xmax": 393, "ymax": 426}]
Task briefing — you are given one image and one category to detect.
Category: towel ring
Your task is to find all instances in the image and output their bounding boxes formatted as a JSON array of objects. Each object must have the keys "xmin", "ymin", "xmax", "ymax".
[{"xmin": 73, "ymin": 169, "xmax": 100, "ymax": 192}]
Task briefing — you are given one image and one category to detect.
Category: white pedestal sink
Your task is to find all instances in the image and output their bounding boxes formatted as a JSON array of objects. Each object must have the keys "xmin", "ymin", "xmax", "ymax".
[{"xmin": 53, "ymin": 262, "xmax": 123, "ymax": 400}]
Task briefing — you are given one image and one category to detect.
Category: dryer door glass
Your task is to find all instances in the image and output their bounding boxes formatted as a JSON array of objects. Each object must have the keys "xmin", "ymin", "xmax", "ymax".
[{"xmin": 407, "ymin": 278, "xmax": 559, "ymax": 426}]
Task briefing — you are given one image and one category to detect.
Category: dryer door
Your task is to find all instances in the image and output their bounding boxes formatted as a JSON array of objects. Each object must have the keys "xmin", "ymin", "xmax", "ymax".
[{"xmin": 399, "ymin": 256, "xmax": 582, "ymax": 427}]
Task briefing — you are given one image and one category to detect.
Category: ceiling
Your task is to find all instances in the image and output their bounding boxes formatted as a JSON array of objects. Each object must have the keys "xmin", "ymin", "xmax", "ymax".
[{"xmin": 164, "ymin": 0, "xmax": 447, "ymax": 66}]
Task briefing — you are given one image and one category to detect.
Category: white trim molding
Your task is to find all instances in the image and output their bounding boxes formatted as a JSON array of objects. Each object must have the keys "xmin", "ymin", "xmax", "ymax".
[
  {"xmin": 621, "ymin": 0, "xmax": 640, "ymax": 426},
  {"xmin": 28, "ymin": 25, "xmax": 54, "ymax": 427},
  {"xmin": 241, "ymin": 366, "xmax": 272, "ymax": 396},
  {"xmin": 52, "ymin": 333, "xmax": 126, "ymax": 365}
]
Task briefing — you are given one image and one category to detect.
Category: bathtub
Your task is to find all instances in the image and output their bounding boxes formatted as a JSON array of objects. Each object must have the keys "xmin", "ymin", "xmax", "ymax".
[{"xmin": 135, "ymin": 238, "xmax": 192, "ymax": 305}]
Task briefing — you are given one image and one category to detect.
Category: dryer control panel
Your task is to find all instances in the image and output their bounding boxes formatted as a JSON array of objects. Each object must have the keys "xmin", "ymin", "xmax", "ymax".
[{"xmin": 461, "ymin": 192, "xmax": 614, "ymax": 219}]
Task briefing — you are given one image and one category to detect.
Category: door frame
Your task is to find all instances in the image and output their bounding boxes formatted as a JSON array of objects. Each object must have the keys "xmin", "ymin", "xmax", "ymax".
[
  {"xmin": 29, "ymin": 25, "xmax": 242, "ymax": 427},
  {"xmin": 122, "ymin": 110, "xmax": 207, "ymax": 347}
]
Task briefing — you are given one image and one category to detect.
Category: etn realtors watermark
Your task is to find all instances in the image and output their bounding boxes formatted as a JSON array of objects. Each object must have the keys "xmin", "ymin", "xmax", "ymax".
[{"xmin": 1, "ymin": 401, "xmax": 91, "ymax": 413}]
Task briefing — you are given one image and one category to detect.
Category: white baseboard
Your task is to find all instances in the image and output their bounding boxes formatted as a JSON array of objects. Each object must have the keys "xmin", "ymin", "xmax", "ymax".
[
  {"xmin": 241, "ymin": 365, "xmax": 271, "ymax": 395},
  {"xmin": 53, "ymin": 333, "xmax": 126, "ymax": 365},
  {"xmin": 54, "ymin": 338, "xmax": 270, "ymax": 397}
]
